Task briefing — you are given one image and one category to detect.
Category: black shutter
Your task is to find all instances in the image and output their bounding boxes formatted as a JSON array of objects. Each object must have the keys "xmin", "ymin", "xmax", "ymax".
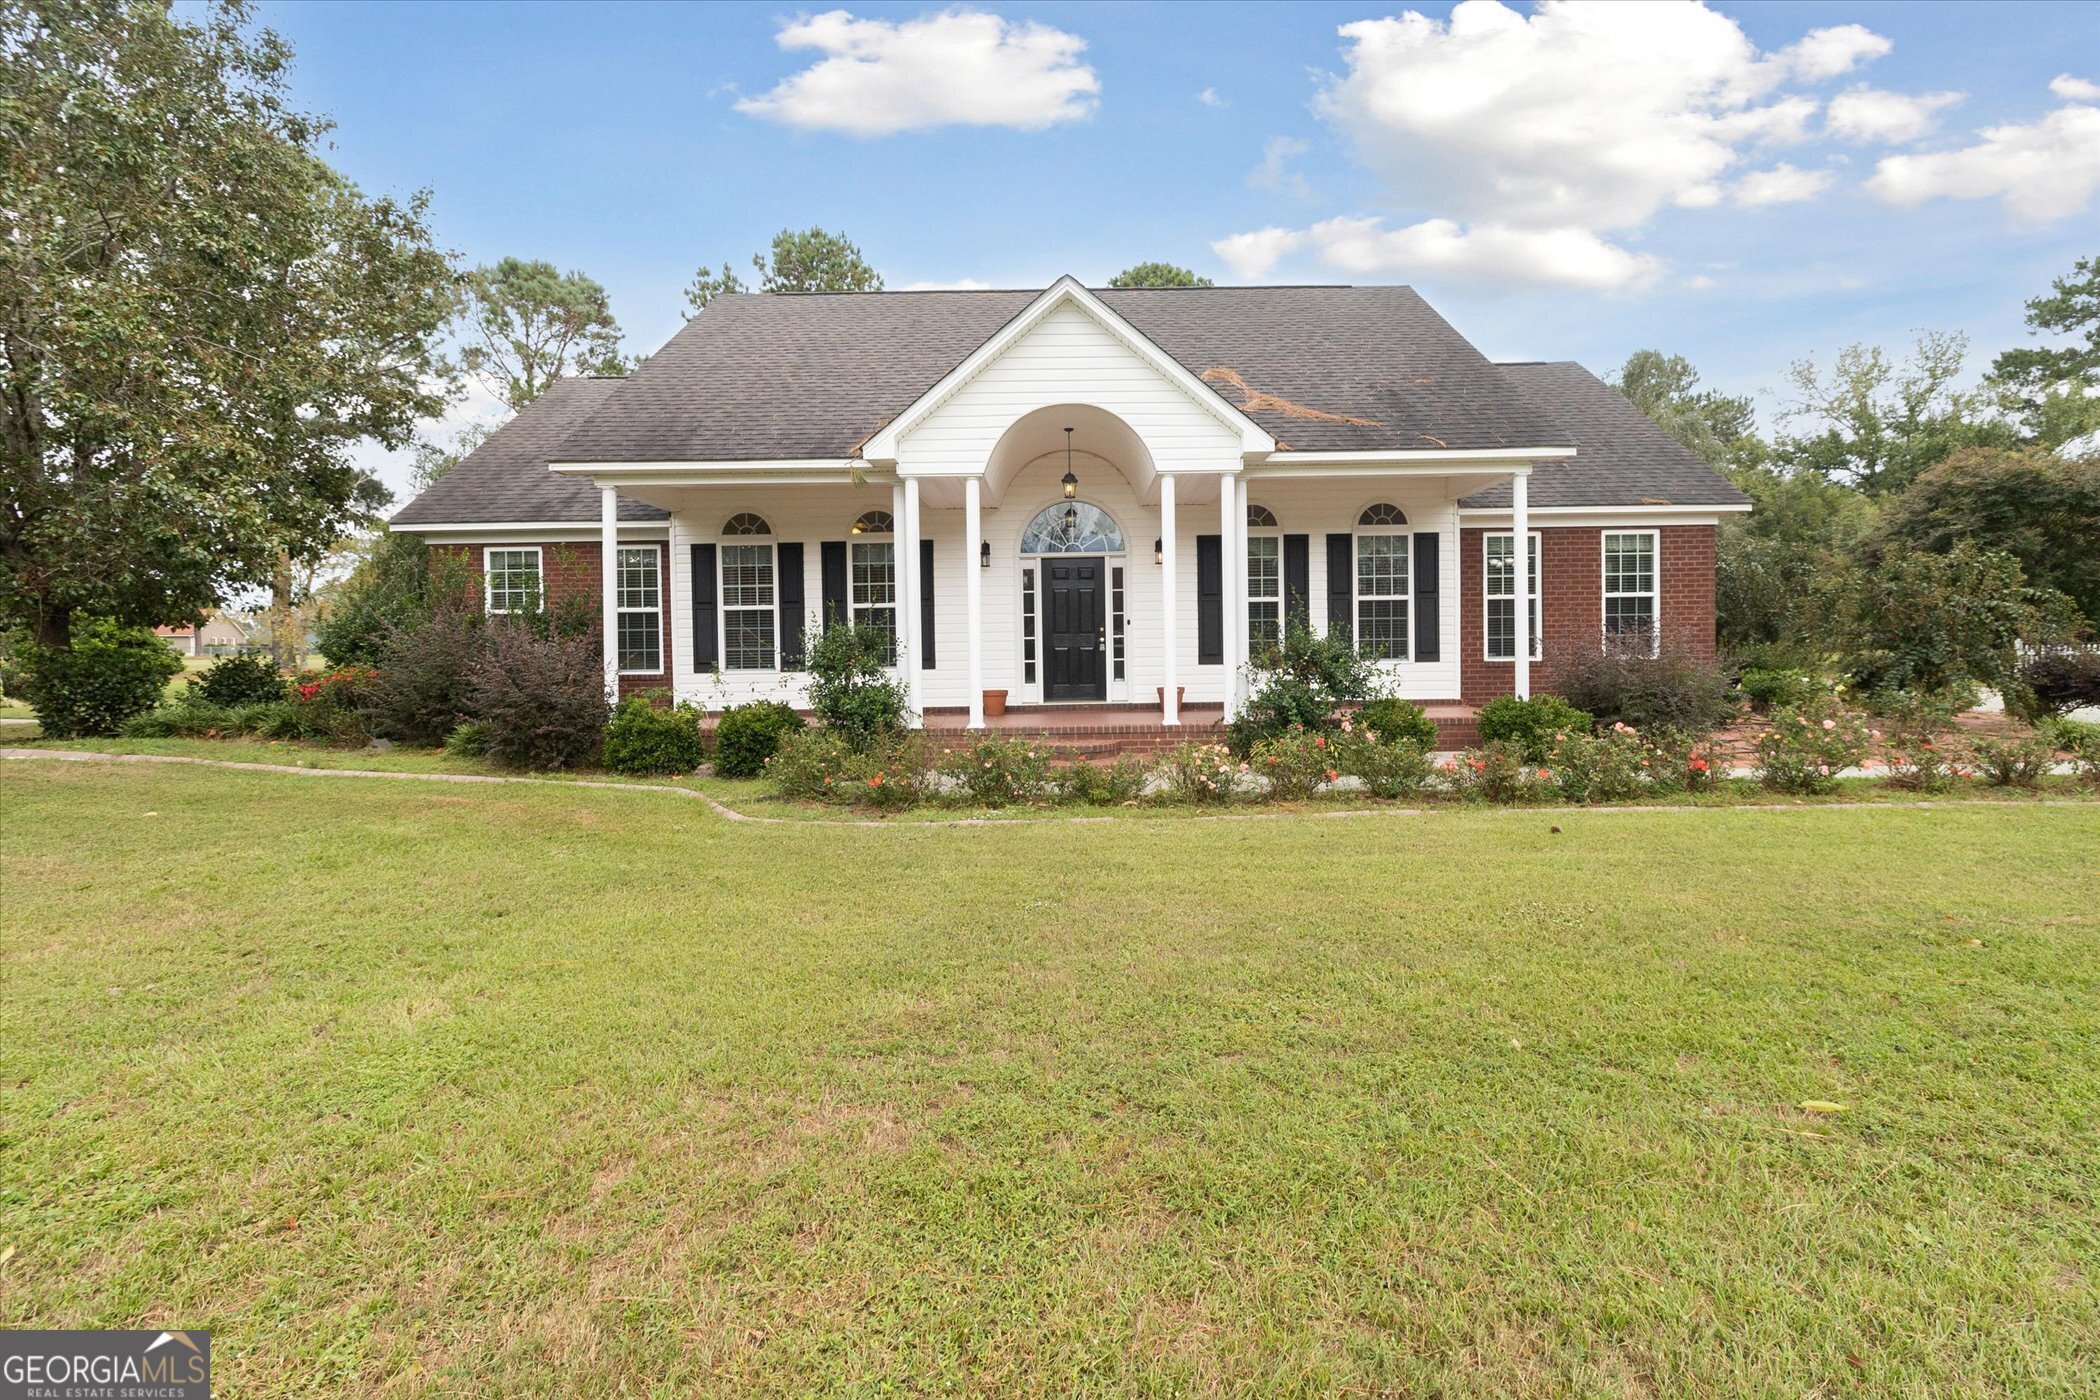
[
  {"xmin": 1196, "ymin": 534, "xmax": 1223, "ymax": 665},
  {"xmin": 777, "ymin": 542, "xmax": 806, "ymax": 668},
  {"xmin": 1283, "ymin": 534, "xmax": 1310, "ymax": 629},
  {"xmin": 919, "ymin": 538, "xmax": 936, "ymax": 670},
  {"xmin": 690, "ymin": 543, "xmax": 718, "ymax": 673},
  {"xmin": 1413, "ymin": 531, "xmax": 1440, "ymax": 662},
  {"xmin": 1325, "ymin": 533, "xmax": 1354, "ymax": 643},
  {"xmin": 820, "ymin": 540, "xmax": 849, "ymax": 630}
]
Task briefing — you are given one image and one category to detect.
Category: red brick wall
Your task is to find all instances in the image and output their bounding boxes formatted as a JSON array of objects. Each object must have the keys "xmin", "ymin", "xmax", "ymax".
[
  {"xmin": 1459, "ymin": 524, "xmax": 1716, "ymax": 703},
  {"xmin": 428, "ymin": 541, "xmax": 673, "ymax": 700}
]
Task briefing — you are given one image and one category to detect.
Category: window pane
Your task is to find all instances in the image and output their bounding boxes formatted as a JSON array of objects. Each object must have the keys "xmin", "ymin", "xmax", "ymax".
[
  {"xmin": 1250, "ymin": 600, "xmax": 1281, "ymax": 653},
  {"xmin": 1358, "ymin": 599, "xmax": 1408, "ymax": 659},
  {"xmin": 1356, "ymin": 533, "xmax": 1409, "ymax": 598},
  {"xmin": 1604, "ymin": 534, "xmax": 1655, "ymax": 595},
  {"xmin": 723, "ymin": 610, "xmax": 776, "ymax": 670},
  {"xmin": 1486, "ymin": 598, "xmax": 1514, "ymax": 660},
  {"xmin": 617, "ymin": 611, "xmax": 661, "ymax": 672},
  {"xmin": 1247, "ymin": 536, "xmax": 1279, "ymax": 599},
  {"xmin": 721, "ymin": 544, "xmax": 774, "ymax": 608},
  {"xmin": 851, "ymin": 542, "xmax": 895, "ymax": 607},
  {"xmin": 486, "ymin": 549, "xmax": 540, "ymax": 613},
  {"xmin": 616, "ymin": 548, "xmax": 658, "ymax": 609}
]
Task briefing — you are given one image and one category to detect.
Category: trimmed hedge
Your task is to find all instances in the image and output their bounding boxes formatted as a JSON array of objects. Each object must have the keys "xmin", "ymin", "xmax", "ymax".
[
  {"xmin": 19, "ymin": 620, "xmax": 184, "ymax": 737},
  {"xmin": 604, "ymin": 696, "xmax": 705, "ymax": 776},
  {"xmin": 713, "ymin": 701, "xmax": 804, "ymax": 778}
]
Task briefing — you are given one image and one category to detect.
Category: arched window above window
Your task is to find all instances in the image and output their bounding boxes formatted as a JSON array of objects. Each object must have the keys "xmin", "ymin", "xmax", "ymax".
[
  {"xmin": 1247, "ymin": 503, "xmax": 1279, "ymax": 529},
  {"xmin": 1358, "ymin": 503, "xmax": 1408, "ymax": 527},
  {"xmin": 722, "ymin": 513, "xmax": 772, "ymax": 536},
  {"xmin": 1019, "ymin": 501, "xmax": 1124, "ymax": 554},
  {"xmin": 850, "ymin": 510, "xmax": 894, "ymax": 536}
]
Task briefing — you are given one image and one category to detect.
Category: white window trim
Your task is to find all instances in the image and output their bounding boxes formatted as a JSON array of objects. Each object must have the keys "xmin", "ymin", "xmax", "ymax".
[
  {"xmin": 1353, "ymin": 521, "xmax": 1412, "ymax": 663},
  {"xmin": 848, "ymin": 530, "xmax": 898, "ymax": 666},
  {"xmin": 1246, "ymin": 511, "xmax": 1283, "ymax": 652},
  {"xmin": 615, "ymin": 543, "xmax": 664, "ymax": 676},
  {"xmin": 718, "ymin": 537, "xmax": 780, "ymax": 673},
  {"xmin": 484, "ymin": 546, "xmax": 543, "ymax": 616},
  {"xmin": 1601, "ymin": 528, "xmax": 1661, "ymax": 659},
  {"xmin": 1483, "ymin": 531, "xmax": 1542, "ymax": 663}
]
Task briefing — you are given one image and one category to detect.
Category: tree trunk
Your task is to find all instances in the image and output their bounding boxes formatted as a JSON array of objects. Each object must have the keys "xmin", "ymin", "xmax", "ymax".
[{"xmin": 269, "ymin": 550, "xmax": 303, "ymax": 673}]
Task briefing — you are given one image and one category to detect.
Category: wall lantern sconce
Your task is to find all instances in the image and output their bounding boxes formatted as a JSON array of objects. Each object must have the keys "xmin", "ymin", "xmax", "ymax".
[
  {"xmin": 1060, "ymin": 427, "xmax": 1078, "ymax": 500},
  {"xmin": 979, "ymin": 539, "xmax": 991, "ymax": 568},
  {"xmin": 1154, "ymin": 537, "xmax": 1164, "ymax": 565}
]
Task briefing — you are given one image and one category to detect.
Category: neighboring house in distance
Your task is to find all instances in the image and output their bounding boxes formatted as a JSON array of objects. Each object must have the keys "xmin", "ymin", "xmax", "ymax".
[
  {"xmin": 160, "ymin": 612, "xmax": 257, "ymax": 658},
  {"xmin": 390, "ymin": 278, "xmax": 1749, "ymax": 743},
  {"xmin": 155, "ymin": 625, "xmax": 200, "ymax": 657}
]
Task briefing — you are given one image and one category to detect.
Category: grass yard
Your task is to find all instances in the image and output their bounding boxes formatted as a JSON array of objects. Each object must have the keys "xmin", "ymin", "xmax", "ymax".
[{"xmin": 2, "ymin": 760, "xmax": 2095, "ymax": 1396}]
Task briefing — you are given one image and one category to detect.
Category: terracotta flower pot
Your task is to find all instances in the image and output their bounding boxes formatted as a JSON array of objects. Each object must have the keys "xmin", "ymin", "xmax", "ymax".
[{"xmin": 983, "ymin": 689, "xmax": 1008, "ymax": 717}]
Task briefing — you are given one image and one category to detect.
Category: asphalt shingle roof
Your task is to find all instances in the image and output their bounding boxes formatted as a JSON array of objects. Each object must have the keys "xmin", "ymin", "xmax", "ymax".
[
  {"xmin": 391, "ymin": 287, "xmax": 1747, "ymax": 526},
  {"xmin": 1459, "ymin": 362, "xmax": 1751, "ymax": 509}
]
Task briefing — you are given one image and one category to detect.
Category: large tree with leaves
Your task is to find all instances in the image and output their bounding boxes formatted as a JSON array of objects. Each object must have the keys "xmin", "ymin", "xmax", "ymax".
[
  {"xmin": 1109, "ymin": 262, "xmax": 1213, "ymax": 289},
  {"xmin": 686, "ymin": 227, "xmax": 882, "ymax": 313},
  {"xmin": 1, "ymin": 0, "xmax": 456, "ymax": 649},
  {"xmin": 1988, "ymin": 253, "xmax": 2100, "ymax": 449},
  {"xmin": 446, "ymin": 257, "xmax": 630, "ymax": 410},
  {"xmin": 1610, "ymin": 350, "xmax": 1763, "ymax": 471},
  {"xmin": 1773, "ymin": 331, "xmax": 2010, "ymax": 495}
]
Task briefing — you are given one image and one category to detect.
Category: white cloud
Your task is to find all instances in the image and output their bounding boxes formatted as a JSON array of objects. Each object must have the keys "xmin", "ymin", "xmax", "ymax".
[
  {"xmin": 1685, "ymin": 274, "xmax": 1719, "ymax": 290},
  {"xmin": 1197, "ymin": 87, "xmax": 1226, "ymax": 107},
  {"xmin": 1868, "ymin": 103, "xmax": 2100, "ymax": 222},
  {"xmin": 898, "ymin": 278, "xmax": 993, "ymax": 291},
  {"xmin": 1211, "ymin": 227, "xmax": 1308, "ymax": 280},
  {"xmin": 2052, "ymin": 74, "xmax": 2100, "ymax": 102},
  {"xmin": 1779, "ymin": 24, "xmax": 1891, "ymax": 80},
  {"xmin": 1248, "ymin": 136, "xmax": 1313, "ymax": 199},
  {"xmin": 1304, "ymin": 216, "xmax": 1663, "ymax": 291},
  {"xmin": 1826, "ymin": 86, "xmax": 1962, "ymax": 143},
  {"xmin": 1732, "ymin": 163, "xmax": 1834, "ymax": 206},
  {"xmin": 735, "ymin": 9, "xmax": 1099, "ymax": 135}
]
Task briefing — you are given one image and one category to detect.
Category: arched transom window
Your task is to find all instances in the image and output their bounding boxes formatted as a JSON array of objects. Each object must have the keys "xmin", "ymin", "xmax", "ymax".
[
  {"xmin": 850, "ymin": 510, "xmax": 893, "ymax": 536},
  {"xmin": 1355, "ymin": 503, "xmax": 1410, "ymax": 659},
  {"xmin": 722, "ymin": 512, "xmax": 772, "ymax": 536},
  {"xmin": 1019, "ymin": 501, "xmax": 1124, "ymax": 554}
]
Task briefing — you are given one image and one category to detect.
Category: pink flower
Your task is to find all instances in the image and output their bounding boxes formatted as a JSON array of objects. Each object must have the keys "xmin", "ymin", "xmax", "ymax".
[{"xmin": 1323, "ymin": 769, "xmax": 1339, "ymax": 782}]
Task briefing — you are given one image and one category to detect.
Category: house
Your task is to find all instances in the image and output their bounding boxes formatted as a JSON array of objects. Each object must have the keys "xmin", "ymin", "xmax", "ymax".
[
  {"xmin": 155, "ymin": 625, "xmax": 200, "ymax": 657},
  {"xmin": 155, "ymin": 613, "xmax": 254, "ymax": 658},
  {"xmin": 391, "ymin": 278, "xmax": 1749, "ymax": 745}
]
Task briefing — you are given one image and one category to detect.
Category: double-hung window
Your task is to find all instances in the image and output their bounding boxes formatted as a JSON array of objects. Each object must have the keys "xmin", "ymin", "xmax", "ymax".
[
  {"xmin": 1484, "ymin": 532, "xmax": 1540, "ymax": 661},
  {"xmin": 484, "ymin": 547, "xmax": 542, "ymax": 615},
  {"xmin": 1602, "ymin": 530, "xmax": 1659, "ymax": 656},
  {"xmin": 1355, "ymin": 503, "xmax": 1410, "ymax": 660},
  {"xmin": 849, "ymin": 511, "xmax": 897, "ymax": 665},
  {"xmin": 615, "ymin": 545, "xmax": 662, "ymax": 674},
  {"xmin": 720, "ymin": 513, "xmax": 777, "ymax": 670},
  {"xmin": 1246, "ymin": 503, "xmax": 1282, "ymax": 655}
]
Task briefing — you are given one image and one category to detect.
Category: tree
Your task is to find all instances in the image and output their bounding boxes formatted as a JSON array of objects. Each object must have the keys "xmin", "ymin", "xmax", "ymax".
[
  {"xmin": 447, "ymin": 258, "xmax": 629, "ymax": 411},
  {"xmin": 1988, "ymin": 254, "xmax": 2100, "ymax": 448},
  {"xmin": 1828, "ymin": 541, "xmax": 2079, "ymax": 702},
  {"xmin": 1773, "ymin": 331, "xmax": 2010, "ymax": 495},
  {"xmin": 1874, "ymin": 446, "xmax": 2100, "ymax": 630},
  {"xmin": 686, "ymin": 227, "xmax": 882, "ymax": 313},
  {"xmin": 409, "ymin": 422, "xmax": 498, "ymax": 494},
  {"xmin": 1, "ymin": 0, "xmax": 455, "ymax": 649},
  {"xmin": 1610, "ymin": 350, "xmax": 1764, "ymax": 470},
  {"xmin": 1715, "ymin": 466, "xmax": 1877, "ymax": 655},
  {"xmin": 1109, "ymin": 262, "xmax": 1213, "ymax": 289}
]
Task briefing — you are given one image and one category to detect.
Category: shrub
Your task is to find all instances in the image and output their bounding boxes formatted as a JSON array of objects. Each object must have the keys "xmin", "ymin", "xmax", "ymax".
[
  {"xmin": 1641, "ymin": 728, "xmax": 1725, "ymax": 794},
  {"xmin": 19, "ymin": 619, "xmax": 184, "ymax": 737},
  {"xmin": 767, "ymin": 729, "xmax": 934, "ymax": 808},
  {"xmin": 246, "ymin": 701, "xmax": 315, "ymax": 742},
  {"xmin": 1736, "ymin": 666, "xmax": 1820, "ymax": 714},
  {"xmin": 1544, "ymin": 723, "xmax": 1652, "ymax": 804},
  {"xmin": 443, "ymin": 721, "xmax": 491, "ymax": 758},
  {"xmin": 1753, "ymin": 698, "xmax": 1874, "ymax": 795},
  {"xmin": 805, "ymin": 621, "xmax": 911, "ymax": 746},
  {"xmin": 2041, "ymin": 718, "xmax": 2100, "ymax": 782},
  {"xmin": 2015, "ymin": 648, "xmax": 2100, "ymax": 720},
  {"xmin": 466, "ymin": 622, "xmax": 610, "ymax": 771},
  {"xmin": 1476, "ymin": 693, "xmax": 1593, "ymax": 762},
  {"xmin": 1879, "ymin": 697, "xmax": 1968, "ymax": 792},
  {"xmin": 120, "ymin": 693, "xmax": 237, "ymax": 738},
  {"xmin": 1250, "ymin": 725, "xmax": 1342, "ymax": 801},
  {"xmin": 936, "ymin": 734, "xmax": 1052, "ymax": 807},
  {"xmin": 1338, "ymin": 731, "xmax": 1435, "ymax": 800},
  {"xmin": 1053, "ymin": 753, "xmax": 1151, "ymax": 806},
  {"xmin": 1442, "ymin": 741, "xmax": 1549, "ymax": 804},
  {"xmin": 1969, "ymin": 733, "xmax": 2054, "ymax": 788},
  {"xmin": 1354, "ymin": 698, "xmax": 1438, "ymax": 749},
  {"xmin": 1229, "ymin": 620, "xmax": 1383, "ymax": 753},
  {"xmin": 1552, "ymin": 644, "xmax": 1735, "ymax": 734},
  {"xmin": 603, "ymin": 694, "xmax": 705, "ymax": 776},
  {"xmin": 195, "ymin": 654, "xmax": 286, "ymax": 707},
  {"xmin": 1155, "ymin": 742, "xmax": 1244, "ymax": 804},
  {"xmin": 713, "ymin": 700, "xmax": 805, "ymax": 778},
  {"xmin": 316, "ymin": 529, "xmax": 436, "ymax": 667},
  {"xmin": 286, "ymin": 665, "xmax": 376, "ymax": 745},
  {"xmin": 366, "ymin": 603, "xmax": 486, "ymax": 746}
]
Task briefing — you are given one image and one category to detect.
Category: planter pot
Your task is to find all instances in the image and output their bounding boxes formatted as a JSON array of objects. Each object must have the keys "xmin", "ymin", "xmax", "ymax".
[
  {"xmin": 1155, "ymin": 686, "xmax": 1187, "ymax": 708},
  {"xmin": 983, "ymin": 689, "xmax": 1008, "ymax": 718}
]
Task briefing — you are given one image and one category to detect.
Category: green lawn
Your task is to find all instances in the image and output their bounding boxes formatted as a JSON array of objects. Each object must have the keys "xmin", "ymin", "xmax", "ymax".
[{"xmin": 2, "ymin": 760, "xmax": 2095, "ymax": 1396}]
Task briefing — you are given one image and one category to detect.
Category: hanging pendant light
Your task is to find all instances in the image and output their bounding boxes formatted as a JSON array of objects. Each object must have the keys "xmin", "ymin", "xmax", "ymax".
[{"xmin": 1061, "ymin": 427, "xmax": 1078, "ymax": 499}]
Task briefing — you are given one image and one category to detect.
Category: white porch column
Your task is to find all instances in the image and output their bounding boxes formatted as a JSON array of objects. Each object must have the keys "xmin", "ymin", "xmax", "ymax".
[
  {"xmin": 599, "ymin": 483, "xmax": 619, "ymax": 703},
  {"xmin": 965, "ymin": 476, "xmax": 985, "ymax": 729},
  {"xmin": 1219, "ymin": 473, "xmax": 1238, "ymax": 722},
  {"xmin": 902, "ymin": 476, "xmax": 923, "ymax": 725},
  {"xmin": 1512, "ymin": 469, "xmax": 1531, "ymax": 701},
  {"xmin": 1159, "ymin": 472, "xmax": 1180, "ymax": 725}
]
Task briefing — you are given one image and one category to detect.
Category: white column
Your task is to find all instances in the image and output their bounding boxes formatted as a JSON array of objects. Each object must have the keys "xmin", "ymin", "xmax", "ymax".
[
  {"xmin": 1512, "ymin": 470, "xmax": 1531, "ymax": 701},
  {"xmin": 902, "ymin": 476, "xmax": 923, "ymax": 725},
  {"xmin": 1219, "ymin": 474, "xmax": 1238, "ymax": 722},
  {"xmin": 965, "ymin": 476, "xmax": 985, "ymax": 729},
  {"xmin": 1159, "ymin": 473, "xmax": 1180, "ymax": 725},
  {"xmin": 599, "ymin": 483, "xmax": 620, "ymax": 703}
]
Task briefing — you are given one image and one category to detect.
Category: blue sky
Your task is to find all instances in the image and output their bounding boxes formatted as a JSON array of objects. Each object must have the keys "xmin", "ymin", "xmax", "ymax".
[{"xmin": 250, "ymin": 1, "xmax": 2100, "ymax": 500}]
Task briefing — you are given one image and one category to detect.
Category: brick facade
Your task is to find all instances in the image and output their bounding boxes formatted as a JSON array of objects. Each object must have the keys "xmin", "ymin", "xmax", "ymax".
[
  {"xmin": 430, "ymin": 541, "xmax": 674, "ymax": 701},
  {"xmin": 1457, "ymin": 524, "xmax": 1717, "ymax": 704}
]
